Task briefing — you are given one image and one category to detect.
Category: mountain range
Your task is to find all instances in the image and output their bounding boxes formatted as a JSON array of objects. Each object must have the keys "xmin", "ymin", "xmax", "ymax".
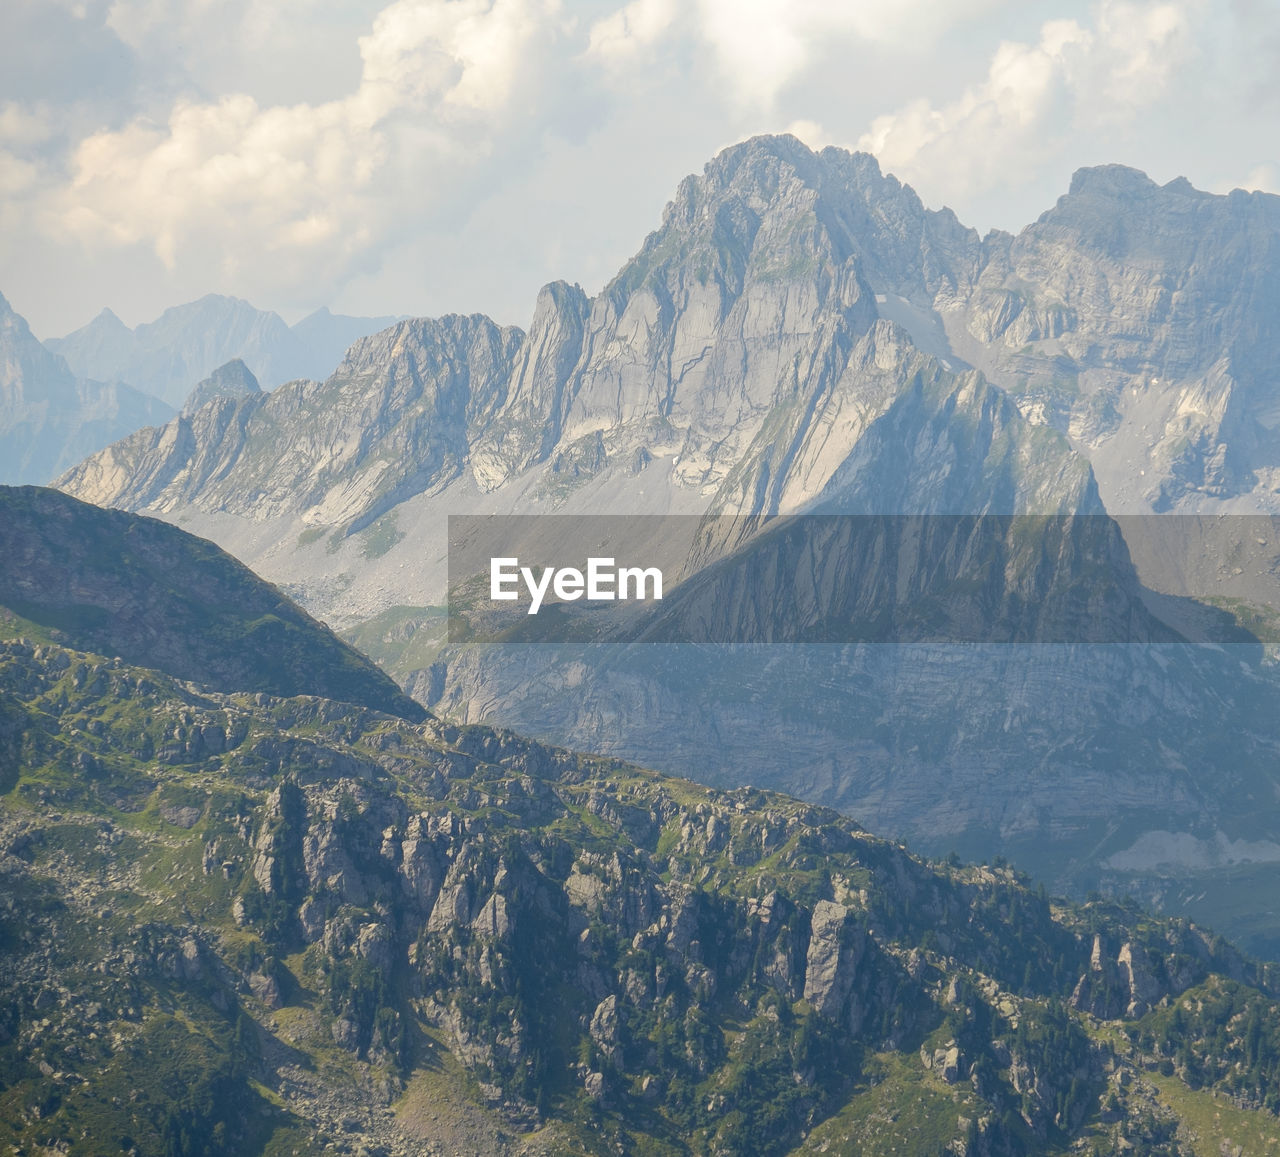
[
  {"xmin": 0, "ymin": 291, "xmax": 405, "ymax": 489},
  {"xmin": 46, "ymin": 295, "xmax": 404, "ymax": 409},
  {"xmin": 54, "ymin": 138, "xmax": 1280, "ymax": 608},
  {"xmin": 0, "ymin": 293, "xmax": 173, "ymax": 487},
  {"xmin": 42, "ymin": 135, "xmax": 1280, "ymax": 957}
]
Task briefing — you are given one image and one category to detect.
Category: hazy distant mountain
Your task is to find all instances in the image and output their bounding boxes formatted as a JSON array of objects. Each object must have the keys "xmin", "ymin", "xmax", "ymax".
[
  {"xmin": 0, "ymin": 291, "xmax": 172, "ymax": 485},
  {"xmin": 289, "ymin": 305, "xmax": 411, "ymax": 381},
  {"xmin": 46, "ymin": 294, "xmax": 402, "ymax": 407},
  {"xmin": 181, "ymin": 357, "xmax": 262, "ymax": 416}
]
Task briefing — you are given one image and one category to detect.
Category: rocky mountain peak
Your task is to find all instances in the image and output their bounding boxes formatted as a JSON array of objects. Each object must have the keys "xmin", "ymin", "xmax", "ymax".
[
  {"xmin": 182, "ymin": 357, "xmax": 262, "ymax": 416},
  {"xmin": 1064, "ymin": 162, "xmax": 1161, "ymax": 200},
  {"xmin": 53, "ymin": 134, "xmax": 1091, "ymax": 558},
  {"xmin": 89, "ymin": 305, "xmax": 130, "ymax": 330}
]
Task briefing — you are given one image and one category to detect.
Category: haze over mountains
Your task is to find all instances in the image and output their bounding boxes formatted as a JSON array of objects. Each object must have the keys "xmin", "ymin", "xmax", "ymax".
[
  {"xmin": 0, "ymin": 293, "xmax": 173, "ymax": 486},
  {"xmin": 47, "ymin": 295, "xmax": 404, "ymax": 409},
  {"xmin": 9, "ymin": 132, "xmax": 1280, "ymax": 1153},
  {"xmin": 0, "ymin": 290, "xmax": 404, "ymax": 488},
  {"xmin": 56, "ymin": 139, "xmax": 1280, "ymax": 583},
  {"xmin": 42, "ymin": 135, "xmax": 1280, "ymax": 953}
]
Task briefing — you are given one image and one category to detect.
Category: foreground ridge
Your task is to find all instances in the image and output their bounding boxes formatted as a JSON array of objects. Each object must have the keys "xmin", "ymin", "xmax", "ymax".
[{"xmin": 3, "ymin": 635, "xmax": 1279, "ymax": 1156}]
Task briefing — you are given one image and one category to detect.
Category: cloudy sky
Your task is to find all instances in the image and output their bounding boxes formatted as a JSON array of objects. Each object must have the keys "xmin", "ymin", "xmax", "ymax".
[{"xmin": 2, "ymin": 0, "xmax": 1277, "ymax": 338}]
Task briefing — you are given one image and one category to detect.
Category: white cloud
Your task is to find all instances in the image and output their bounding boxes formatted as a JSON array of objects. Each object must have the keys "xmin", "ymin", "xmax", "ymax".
[
  {"xmin": 0, "ymin": 103, "xmax": 55, "ymax": 148},
  {"xmin": 856, "ymin": 1, "xmax": 1198, "ymax": 199},
  {"xmin": 1091, "ymin": 0, "xmax": 1196, "ymax": 111},
  {"xmin": 585, "ymin": 0, "xmax": 1009, "ymax": 110},
  {"xmin": 784, "ymin": 118, "xmax": 830, "ymax": 148},
  {"xmin": 3, "ymin": 0, "xmax": 1272, "ymax": 338},
  {"xmin": 692, "ymin": 0, "xmax": 1008, "ymax": 110},
  {"xmin": 1233, "ymin": 164, "xmax": 1279, "ymax": 194},
  {"xmin": 0, "ymin": 152, "xmax": 41, "ymax": 199},
  {"xmin": 44, "ymin": 0, "xmax": 565, "ymax": 297},
  {"xmin": 359, "ymin": 0, "xmax": 552, "ymax": 115},
  {"xmin": 694, "ymin": 0, "xmax": 811, "ymax": 110},
  {"xmin": 585, "ymin": 0, "xmax": 678, "ymax": 61}
]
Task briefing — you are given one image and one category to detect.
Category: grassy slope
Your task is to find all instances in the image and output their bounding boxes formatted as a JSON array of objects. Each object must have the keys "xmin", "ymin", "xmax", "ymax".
[{"xmin": 0, "ymin": 485, "xmax": 424, "ymax": 720}]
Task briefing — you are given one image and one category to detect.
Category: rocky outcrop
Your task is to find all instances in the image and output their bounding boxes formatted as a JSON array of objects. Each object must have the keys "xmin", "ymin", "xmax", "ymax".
[
  {"xmin": 1069, "ymin": 924, "xmax": 1248, "ymax": 1021},
  {"xmin": 802, "ymin": 899, "xmax": 868, "ymax": 1024},
  {"xmin": 3, "ymin": 633, "xmax": 1279, "ymax": 1155}
]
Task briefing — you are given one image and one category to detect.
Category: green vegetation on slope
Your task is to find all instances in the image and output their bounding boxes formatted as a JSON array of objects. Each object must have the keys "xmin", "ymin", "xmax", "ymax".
[
  {"xmin": 0, "ymin": 485, "xmax": 424, "ymax": 721},
  {"xmin": 2, "ymin": 634, "xmax": 1279, "ymax": 1154}
]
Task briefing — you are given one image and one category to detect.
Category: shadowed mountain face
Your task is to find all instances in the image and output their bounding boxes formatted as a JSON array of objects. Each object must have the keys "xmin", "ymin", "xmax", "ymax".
[
  {"xmin": 0, "ymin": 293, "xmax": 173, "ymax": 486},
  {"xmin": 0, "ymin": 486, "xmax": 424, "ymax": 721}
]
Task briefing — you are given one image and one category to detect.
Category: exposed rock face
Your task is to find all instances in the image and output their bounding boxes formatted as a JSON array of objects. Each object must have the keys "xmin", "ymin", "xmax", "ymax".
[
  {"xmin": 56, "ymin": 138, "xmax": 1280, "ymax": 555},
  {"xmin": 469, "ymin": 280, "xmax": 592, "ymax": 489},
  {"xmin": 182, "ymin": 357, "xmax": 262, "ymax": 416},
  {"xmin": 802, "ymin": 899, "xmax": 868, "ymax": 1025},
  {"xmin": 4, "ymin": 630, "xmax": 1275, "ymax": 1155},
  {"xmin": 941, "ymin": 165, "xmax": 1280, "ymax": 514},
  {"xmin": 55, "ymin": 138, "xmax": 1089, "ymax": 540},
  {"xmin": 59, "ymin": 313, "xmax": 523, "ymax": 531},
  {"xmin": 0, "ymin": 293, "xmax": 172, "ymax": 485}
]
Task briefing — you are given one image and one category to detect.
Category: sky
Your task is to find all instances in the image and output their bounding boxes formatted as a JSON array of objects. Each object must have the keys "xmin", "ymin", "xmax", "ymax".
[{"xmin": 1, "ymin": 0, "xmax": 1277, "ymax": 339}]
